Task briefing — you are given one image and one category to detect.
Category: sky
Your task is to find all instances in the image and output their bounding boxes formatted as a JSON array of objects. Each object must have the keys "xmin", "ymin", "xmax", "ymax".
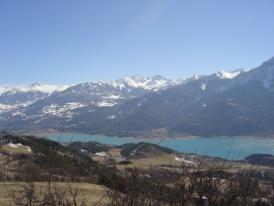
[{"xmin": 1, "ymin": 0, "xmax": 274, "ymax": 85}]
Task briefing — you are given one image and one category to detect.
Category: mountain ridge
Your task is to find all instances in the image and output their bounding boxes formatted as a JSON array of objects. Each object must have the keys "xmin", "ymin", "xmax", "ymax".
[{"xmin": 2, "ymin": 57, "xmax": 274, "ymax": 137}]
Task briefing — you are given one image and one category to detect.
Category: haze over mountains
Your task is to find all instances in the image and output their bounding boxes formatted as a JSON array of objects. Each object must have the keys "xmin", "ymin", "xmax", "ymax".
[{"xmin": 1, "ymin": 56, "xmax": 274, "ymax": 137}]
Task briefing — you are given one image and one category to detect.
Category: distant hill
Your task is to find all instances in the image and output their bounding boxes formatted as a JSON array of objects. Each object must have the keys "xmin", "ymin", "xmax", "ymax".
[
  {"xmin": 245, "ymin": 154, "xmax": 274, "ymax": 167},
  {"xmin": 120, "ymin": 142, "xmax": 175, "ymax": 159},
  {"xmin": 66, "ymin": 141, "xmax": 175, "ymax": 159},
  {"xmin": 67, "ymin": 141, "xmax": 112, "ymax": 154}
]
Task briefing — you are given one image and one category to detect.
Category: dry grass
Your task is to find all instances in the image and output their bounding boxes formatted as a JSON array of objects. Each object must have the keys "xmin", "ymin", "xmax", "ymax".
[
  {"xmin": 89, "ymin": 146, "xmax": 274, "ymax": 174},
  {"xmin": 0, "ymin": 182, "xmax": 108, "ymax": 206},
  {"xmin": 116, "ymin": 154, "xmax": 182, "ymax": 170},
  {"xmin": 0, "ymin": 144, "xmax": 32, "ymax": 155}
]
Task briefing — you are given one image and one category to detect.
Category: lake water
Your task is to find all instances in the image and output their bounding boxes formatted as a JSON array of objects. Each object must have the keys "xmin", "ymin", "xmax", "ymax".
[{"xmin": 46, "ymin": 133, "xmax": 274, "ymax": 160}]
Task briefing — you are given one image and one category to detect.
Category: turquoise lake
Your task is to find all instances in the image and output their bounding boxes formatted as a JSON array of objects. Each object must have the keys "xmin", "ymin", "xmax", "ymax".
[{"xmin": 46, "ymin": 133, "xmax": 274, "ymax": 160}]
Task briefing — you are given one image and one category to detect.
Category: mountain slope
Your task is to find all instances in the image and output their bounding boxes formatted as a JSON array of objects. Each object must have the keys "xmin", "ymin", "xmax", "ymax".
[
  {"xmin": 0, "ymin": 132, "xmax": 113, "ymax": 181},
  {"xmin": 0, "ymin": 83, "xmax": 71, "ymax": 114},
  {"xmin": 2, "ymin": 57, "xmax": 274, "ymax": 137},
  {"xmin": 106, "ymin": 57, "xmax": 274, "ymax": 136},
  {"xmin": 0, "ymin": 75, "xmax": 182, "ymax": 129}
]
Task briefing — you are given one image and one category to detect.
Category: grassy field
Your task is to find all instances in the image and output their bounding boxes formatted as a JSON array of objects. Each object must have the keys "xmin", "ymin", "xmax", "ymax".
[
  {"xmin": 0, "ymin": 182, "xmax": 108, "ymax": 206},
  {"xmin": 92, "ymin": 147, "xmax": 274, "ymax": 173},
  {"xmin": 0, "ymin": 144, "xmax": 32, "ymax": 155}
]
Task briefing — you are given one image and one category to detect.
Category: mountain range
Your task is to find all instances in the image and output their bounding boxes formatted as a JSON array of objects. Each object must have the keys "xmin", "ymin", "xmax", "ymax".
[{"xmin": 1, "ymin": 56, "xmax": 274, "ymax": 137}]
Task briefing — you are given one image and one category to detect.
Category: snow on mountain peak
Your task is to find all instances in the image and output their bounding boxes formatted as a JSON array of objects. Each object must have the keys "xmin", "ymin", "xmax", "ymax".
[
  {"xmin": 122, "ymin": 75, "xmax": 147, "ymax": 88},
  {"xmin": 0, "ymin": 83, "xmax": 72, "ymax": 96},
  {"xmin": 30, "ymin": 82, "xmax": 41, "ymax": 87},
  {"xmin": 193, "ymin": 74, "xmax": 199, "ymax": 80},
  {"xmin": 105, "ymin": 75, "xmax": 172, "ymax": 91},
  {"xmin": 216, "ymin": 69, "xmax": 244, "ymax": 79},
  {"xmin": 17, "ymin": 83, "xmax": 71, "ymax": 94},
  {"xmin": 174, "ymin": 77, "xmax": 186, "ymax": 84},
  {"xmin": 0, "ymin": 85, "xmax": 9, "ymax": 95}
]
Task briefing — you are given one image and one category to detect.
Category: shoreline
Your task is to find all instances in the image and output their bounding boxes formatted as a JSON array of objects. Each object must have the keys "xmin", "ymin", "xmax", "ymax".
[
  {"xmin": 13, "ymin": 129, "xmax": 274, "ymax": 141},
  {"xmin": 4, "ymin": 130, "xmax": 274, "ymax": 161}
]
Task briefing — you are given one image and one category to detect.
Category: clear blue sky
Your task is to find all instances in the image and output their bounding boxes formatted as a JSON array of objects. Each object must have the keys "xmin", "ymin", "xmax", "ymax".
[{"xmin": 1, "ymin": 0, "xmax": 274, "ymax": 85}]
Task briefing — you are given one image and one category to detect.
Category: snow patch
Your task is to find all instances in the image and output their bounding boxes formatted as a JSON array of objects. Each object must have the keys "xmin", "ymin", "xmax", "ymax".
[
  {"xmin": 12, "ymin": 111, "xmax": 26, "ymax": 117},
  {"xmin": 107, "ymin": 115, "xmax": 116, "ymax": 119},
  {"xmin": 102, "ymin": 95, "xmax": 121, "ymax": 100},
  {"xmin": 96, "ymin": 101, "xmax": 116, "ymax": 107},
  {"xmin": 26, "ymin": 146, "xmax": 32, "ymax": 152},
  {"xmin": 174, "ymin": 156, "xmax": 196, "ymax": 165},
  {"xmin": 201, "ymin": 83, "xmax": 207, "ymax": 91},
  {"xmin": 0, "ymin": 86, "xmax": 9, "ymax": 95},
  {"xmin": 80, "ymin": 149, "xmax": 88, "ymax": 153},
  {"xmin": 0, "ymin": 103, "xmax": 15, "ymax": 114},
  {"xmin": 193, "ymin": 74, "xmax": 199, "ymax": 80},
  {"xmin": 42, "ymin": 102, "xmax": 86, "ymax": 117},
  {"xmin": 7, "ymin": 143, "xmax": 23, "ymax": 148},
  {"xmin": 95, "ymin": 152, "xmax": 107, "ymax": 157},
  {"xmin": 216, "ymin": 70, "xmax": 242, "ymax": 79}
]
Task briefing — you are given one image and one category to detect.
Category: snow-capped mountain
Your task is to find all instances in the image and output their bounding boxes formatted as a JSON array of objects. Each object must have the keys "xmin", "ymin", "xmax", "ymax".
[
  {"xmin": 26, "ymin": 83, "xmax": 71, "ymax": 94},
  {"xmin": 97, "ymin": 75, "xmax": 179, "ymax": 91},
  {"xmin": 0, "ymin": 83, "xmax": 71, "ymax": 114},
  {"xmin": 8, "ymin": 60, "xmax": 274, "ymax": 137},
  {"xmin": 231, "ymin": 57, "xmax": 274, "ymax": 90},
  {"xmin": 0, "ymin": 75, "xmax": 182, "ymax": 120},
  {"xmin": 29, "ymin": 75, "xmax": 180, "ymax": 109},
  {"xmin": 0, "ymin": 83, "xmax": 70, "ymax": 94},
  {"xmin": 111, "ymin": 75, "xmax": 177, "ymax": 91},
  {"xmin": 3, "ymin": 72, "xmax": 244, "ymax": 118},
  {"xmin": 215, "ymin": 69, "xmax": 245, "ymax": 79},
  {"xmin": 93, "ymin": 58, "xmax": 272, "ymax": 137},
  {"xmin": 0, "ymin": 86, "xmax": 9, "ymax": 95}
]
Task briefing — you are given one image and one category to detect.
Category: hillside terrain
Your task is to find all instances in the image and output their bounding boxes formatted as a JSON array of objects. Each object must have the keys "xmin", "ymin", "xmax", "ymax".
[
  {"xmin": 245, "ymin": 154, "xmax": 274, "ymax": 167},
  {"xmin": 0, "ymin": 132, "xmax": 115, "ymax": 183},
  {"xmin": 2, "ymin": 133, "xmax": 274, "ymax": 205}
]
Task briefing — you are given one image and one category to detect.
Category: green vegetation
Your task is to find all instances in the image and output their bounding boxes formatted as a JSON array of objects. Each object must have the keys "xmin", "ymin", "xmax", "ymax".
[
  {"xmin": 0, "ymin": 133, "xmax": 115, "ymax": 182},
  {"xmin": 246, "ymin": 154, "xmax": 274, "ymax": 167},
  {"xmin": 120, "ymin": 142, "xmax": 175, "ymax": 158},
  {"xmin": 68, "ymin": 141, "xmax": 111, "ymax": 154}
]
